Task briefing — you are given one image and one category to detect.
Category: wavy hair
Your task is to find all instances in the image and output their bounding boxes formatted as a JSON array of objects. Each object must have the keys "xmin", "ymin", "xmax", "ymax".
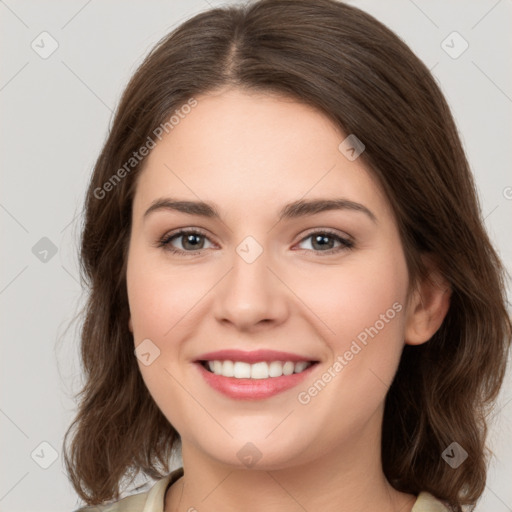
[{"xmin": 63, "ymin": 0, "xmax": 512, "ymax": 509}]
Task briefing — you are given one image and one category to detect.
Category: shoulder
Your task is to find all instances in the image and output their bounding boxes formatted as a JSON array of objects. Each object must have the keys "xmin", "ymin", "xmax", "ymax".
[
  {"xmin": 412, "ymin": 491, "xmax": 451, "ymax": 511},
  {"xmin": 72, "ymin": 468, "xmax": 184, "ymax": 512}
]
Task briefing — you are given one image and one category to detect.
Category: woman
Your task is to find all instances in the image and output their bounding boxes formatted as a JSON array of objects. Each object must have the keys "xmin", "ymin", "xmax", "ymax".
[{"xmin": 64, "ymin": 1, "xmax": 511, "ymax": 511}]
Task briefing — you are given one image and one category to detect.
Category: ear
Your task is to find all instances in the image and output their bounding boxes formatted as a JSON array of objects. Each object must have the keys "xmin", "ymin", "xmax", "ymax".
[{"xmin": 404, "ymin": 255, "xmax": 451, "ymax": 346}]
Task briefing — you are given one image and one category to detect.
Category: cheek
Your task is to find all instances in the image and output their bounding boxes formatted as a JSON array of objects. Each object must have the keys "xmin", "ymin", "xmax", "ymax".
[
  {"xmin": 126, "ymin": 250, "xmax": 204, "ymax": 429},
  {"xmin": 127, "ymin": 250, "xmax": 208, "ymax": 340},
  {"xmin": 337, "ymin": 269, "xmax": 405, "ymax": 342},
  {"xmin": 295, "ymin": 250, "xmax": 409, "ymax": 409},
  {"xmin": 294, "ymin": 251, "xmax": 407, "ymax": 349},
  {"xmin": 290, "ymin": 259, "xmax": 408, "ymax": 438},
  {"xmin": 332, "ymin": 255, "xmax": 408, "ymax": 396}
]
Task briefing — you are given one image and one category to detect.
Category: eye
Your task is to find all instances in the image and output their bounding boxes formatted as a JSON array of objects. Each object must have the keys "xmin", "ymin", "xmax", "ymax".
[
  {"xmin": 295, "ymin": 230, "xmax": 354, "ymax": 255},
  {"xmin": 156, "ymin": 228, "xmax": 354, "ymax": 256},
  {"xmin": 157, "ymin": 228, "xmax": 214, "ymax": 255}
]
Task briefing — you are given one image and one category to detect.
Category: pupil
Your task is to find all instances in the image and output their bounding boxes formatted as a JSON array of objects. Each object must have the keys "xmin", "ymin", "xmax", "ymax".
[{"xmin": 184, "ymin": 234, "xmax": 203, "ymax": 250}]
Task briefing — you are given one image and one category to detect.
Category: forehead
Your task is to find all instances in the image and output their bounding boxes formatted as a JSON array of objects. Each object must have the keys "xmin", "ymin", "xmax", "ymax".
[{"xmin": 132, "ymin": 88, "xmax": 391, "ymax": 222}]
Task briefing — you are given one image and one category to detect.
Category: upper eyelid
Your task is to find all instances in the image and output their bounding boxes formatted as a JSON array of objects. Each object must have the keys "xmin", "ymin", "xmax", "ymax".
[{"xmin": 163, "ymin": 227, "xmax": 213, "ymax": 242}]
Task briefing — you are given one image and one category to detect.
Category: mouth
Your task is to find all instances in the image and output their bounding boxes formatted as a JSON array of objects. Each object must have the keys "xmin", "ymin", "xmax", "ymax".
[{"xmin": 193, "ymin": 350, "xmax": 320, "ymax": 400}]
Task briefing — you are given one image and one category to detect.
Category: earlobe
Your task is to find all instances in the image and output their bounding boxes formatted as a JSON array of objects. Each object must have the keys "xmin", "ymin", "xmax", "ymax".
[{"xmin": 404, "ymin": 258, "xmax": 451, "ymax": 346}]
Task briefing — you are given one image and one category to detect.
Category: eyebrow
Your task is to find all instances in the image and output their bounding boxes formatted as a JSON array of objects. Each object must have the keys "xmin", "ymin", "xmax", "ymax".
[{"xmin": 143, "ymin": 197, "xmax": 377, "ymax": 223}]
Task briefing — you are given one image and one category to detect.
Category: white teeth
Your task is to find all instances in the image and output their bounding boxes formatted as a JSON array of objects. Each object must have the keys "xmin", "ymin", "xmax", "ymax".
[
  {"xmin": 222, "ymin": 360, "xmax": 234, "ymax": 377},
  {"xmin": 250, "ymin": 362, "xmax": 269, "ymax": 379},
  {"xmin": 282, "ymin": 361, "xmax": 295, "ymax": 375},
  {"xmin": 233, "ymin": 361, "xmax": 251, "ymax": 378},
  {"xmin": 204, "ymin": 360, "xmax": 313, "ymax": 379},
  {"xmin": 268, "ymin": 361, "xmax": 283, "ymax": 377},
  {"xmin": 294, "ymin": 361, "xmax": 309, "ymax": 373}
]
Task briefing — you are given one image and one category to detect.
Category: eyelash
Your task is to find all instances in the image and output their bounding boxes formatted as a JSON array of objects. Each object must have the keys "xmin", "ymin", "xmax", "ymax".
[{"xmin": 156, "ymin": 228, "xmax": 354, "ymax": 257}]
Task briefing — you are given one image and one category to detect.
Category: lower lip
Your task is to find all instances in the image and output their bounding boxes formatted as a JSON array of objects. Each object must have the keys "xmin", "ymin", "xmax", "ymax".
[{"xmin": 195, "ymin": 362, "xmax": 317, "ymax": 400}]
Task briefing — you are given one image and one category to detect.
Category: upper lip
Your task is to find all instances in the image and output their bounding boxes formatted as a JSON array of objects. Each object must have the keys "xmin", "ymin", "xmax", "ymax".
[{"xmin": 195, "ymin": 349, "xmax": 318, "ymax": 364}]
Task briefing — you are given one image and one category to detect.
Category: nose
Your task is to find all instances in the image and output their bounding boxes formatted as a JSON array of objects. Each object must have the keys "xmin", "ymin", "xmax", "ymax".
[{"xmin": 212, "ymin": 242, "xmax": 290, "ymax": 332}]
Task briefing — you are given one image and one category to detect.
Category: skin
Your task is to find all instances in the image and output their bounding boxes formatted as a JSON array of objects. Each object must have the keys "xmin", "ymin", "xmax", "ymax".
[{"xmin": 126, "ymin": 87, "xmax": 450, "ymax": 512}]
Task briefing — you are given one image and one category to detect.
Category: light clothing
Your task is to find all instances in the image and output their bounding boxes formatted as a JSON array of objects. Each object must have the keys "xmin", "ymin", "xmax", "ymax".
[{"xmin": 73, "ymin": 466, "xmax": 450, "ymax": 511}]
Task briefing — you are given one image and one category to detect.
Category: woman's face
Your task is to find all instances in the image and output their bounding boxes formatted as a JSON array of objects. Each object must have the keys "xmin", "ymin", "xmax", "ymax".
[{"xmin": 126, "ymin": 87, "xmax": 413, "ymax": 469}]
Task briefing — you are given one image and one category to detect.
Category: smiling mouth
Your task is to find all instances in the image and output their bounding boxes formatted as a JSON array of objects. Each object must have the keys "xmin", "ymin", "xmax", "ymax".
[{"xmin": 199, "ymin": 360, "xmax": 318, "ymax": 379}]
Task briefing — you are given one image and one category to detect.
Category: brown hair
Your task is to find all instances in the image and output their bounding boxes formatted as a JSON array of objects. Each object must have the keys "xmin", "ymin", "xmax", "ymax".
[{"xmin": 63, "ymin": 0, "xmax": 512, "ymax": 509}]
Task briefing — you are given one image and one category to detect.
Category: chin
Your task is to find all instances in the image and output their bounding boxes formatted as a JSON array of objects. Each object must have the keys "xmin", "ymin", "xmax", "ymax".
[{"xmin": 191, "ymin": 432, "xmax": 316, "ymax": 472}]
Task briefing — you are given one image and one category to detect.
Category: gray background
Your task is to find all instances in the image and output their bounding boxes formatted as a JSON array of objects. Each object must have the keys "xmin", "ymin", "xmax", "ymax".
[{"xmin": 1, "ymin": 0, "xmax": 511, "ymax": 510}]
